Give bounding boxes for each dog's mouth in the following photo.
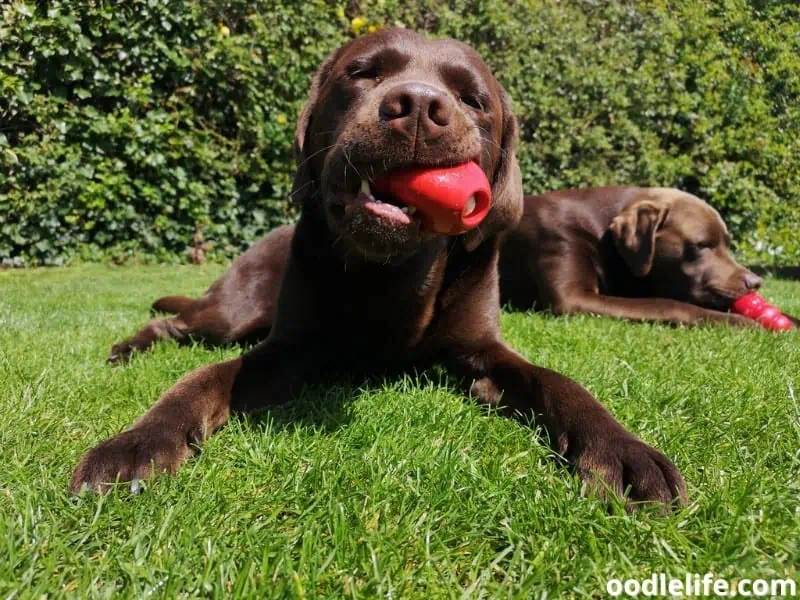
[323,170,429,262]
[322,157,491,261]
[328,178,422,229]
[698,288,741,311]
[327,159,490,229]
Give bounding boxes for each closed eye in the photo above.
[685,241,713,260]
[347,62,381,81]
[439,63,489,112]
[460,94,485,111]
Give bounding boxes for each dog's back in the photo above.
[499,187,642,310]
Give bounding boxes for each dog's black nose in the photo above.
[380,82,453,138]
[743,271,763,291]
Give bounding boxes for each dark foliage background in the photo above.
[2,0,798,266]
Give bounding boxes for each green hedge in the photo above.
[2,0,799,266]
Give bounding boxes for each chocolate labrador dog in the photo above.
[74,29,685,508]
[500,186,797,326]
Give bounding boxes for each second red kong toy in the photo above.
[731,292,793,331]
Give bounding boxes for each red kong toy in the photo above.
[731,292,793,331]
[373,161,492,235]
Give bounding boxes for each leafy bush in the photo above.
[2,0,798,266]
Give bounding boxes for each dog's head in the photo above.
[609,189,762,310]
[291,28,522,262]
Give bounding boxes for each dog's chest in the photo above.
[324,259,445,355]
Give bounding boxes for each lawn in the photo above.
[1,264,799,598]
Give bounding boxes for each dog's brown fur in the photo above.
[75,29,685,508]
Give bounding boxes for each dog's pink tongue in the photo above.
[372,162,491,235]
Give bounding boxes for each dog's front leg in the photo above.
[71,340,307,493]
[446,341,687,510]
[553,293,755,327]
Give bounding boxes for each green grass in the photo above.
[2,264,799,598]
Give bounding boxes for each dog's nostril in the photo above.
[380,94,412,120]
[744,272,763,290]
[428,97,452,127]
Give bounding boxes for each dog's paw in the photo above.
[70,426,194,494]
[107,340,137,364]
[573,431,686,511]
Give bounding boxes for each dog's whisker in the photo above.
[344,148,362,179]
[289,179,315,200]
[312,130,340,137]
[474,125,509,159]
[296,143,337,171]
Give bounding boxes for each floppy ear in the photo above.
[463,88,524,252]
[608,200,670,277]
[291,47,345,205]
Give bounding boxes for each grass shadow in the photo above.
[238,366,463,437]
